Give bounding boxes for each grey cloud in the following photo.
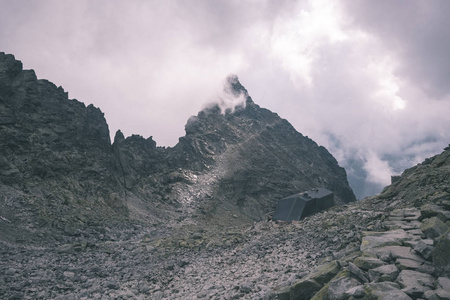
[341,0,450,99]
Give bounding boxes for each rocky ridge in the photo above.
[0,52,355,239]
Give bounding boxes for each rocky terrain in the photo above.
[1,52,449,299]
[1,146,449,299]
[0,52,355,236]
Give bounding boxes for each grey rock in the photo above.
[152,291,164,299]
[239,282,253,294]
[424,289,450,300]
[417,262,436,275]
[105,281,120,290]
[438,277,450,291]
[433,230,450,276]
[57,244,74,253]
[421,204,448,221]
[372,245,425,263]
[421,217,448,239]
[344,285,365,298]
[272,286,290,300]
[368,264,400,282]
[326,276,361,300]
[363,282,412,300]
[414,240,435,260]
[353,256,387,271]
[360,230,409,251]
[396,270,435,297]
[63,271,75,279]
[395,258,423,270]
[308,260,341,286]
[347,262,369,283]
[290,278,322,300]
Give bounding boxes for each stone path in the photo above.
[275,202,450,300]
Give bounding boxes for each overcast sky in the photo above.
[1,0,449,198]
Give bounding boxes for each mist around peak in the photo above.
[201,74,249,115]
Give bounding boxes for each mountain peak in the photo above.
[0,52,355,229]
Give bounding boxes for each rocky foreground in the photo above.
[1,147,450,299]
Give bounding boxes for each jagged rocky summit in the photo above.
[0,52,355,238]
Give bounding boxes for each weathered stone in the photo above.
[437,277,450,291]
[414,240,435,260]
[442,200,450,210]
[363,282,412,300]
[368,264,400,282]
[105,281,120,290]
[372,246,425,263]
[353,256,387,271]
[344,285,365,298]
[360,230,409,251]
[309,260,341,286]
[417,262,436,275]
[57,244,74,253]
[421,217,448,239]
[273,286,290,300]
[424,289,450,300]
[347,262,369,283]
[326,275,360,300]
[239,282,253,294]
[63,271,75,279]
[421,204,441,218]
[395,258,422,270]
[396,270,435,297]
[383,220,422,231]
[290,278,322,300]
[433,230,450,276]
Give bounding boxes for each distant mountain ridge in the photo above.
[0,52,355,234]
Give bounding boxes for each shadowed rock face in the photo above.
[0,53,128,236]
[0,53,355,234]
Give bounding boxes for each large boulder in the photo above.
[353,256,387,271]
[290,278,322,300]
[362,282,412,300]
[290,261,341,300]
[368,264,400,282]
[395,270,435,298]
[360,230,410,251]
[421,217,449,239]
[433,230,450,276]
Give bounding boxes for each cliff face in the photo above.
[0,53,355,233]
[0,53,128,236]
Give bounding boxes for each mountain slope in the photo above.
[0,53,355,237]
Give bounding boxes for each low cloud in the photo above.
[214,75,247,114]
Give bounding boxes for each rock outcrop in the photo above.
[0,53,355,239]
[0,53,128,242]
